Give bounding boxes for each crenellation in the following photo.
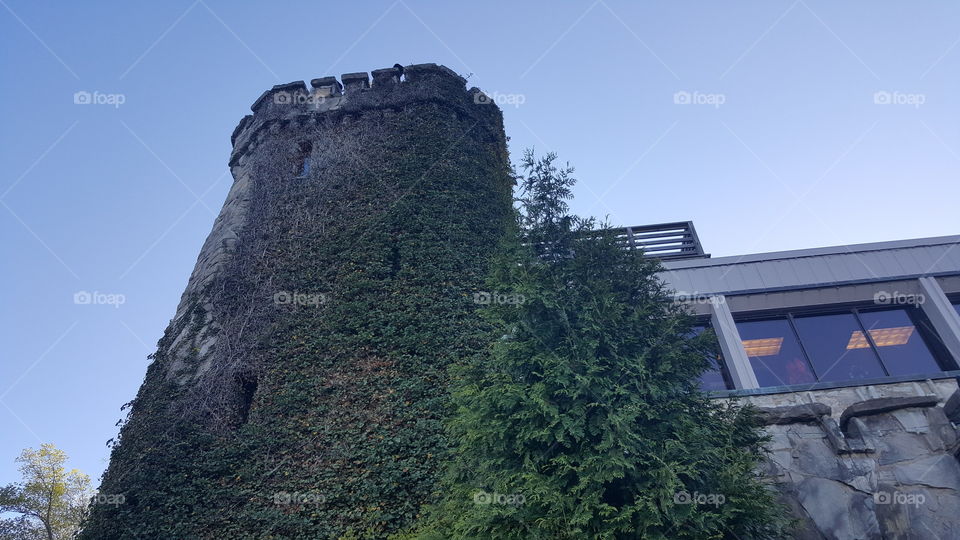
[404,62,465,85]
[229,63,496,171]
[341,72,370,92]
[250,80,308,113]
[371,66,401,86]
[310,76,342,97]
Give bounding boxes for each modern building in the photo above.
[626,221,960,538]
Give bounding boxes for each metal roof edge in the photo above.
[662,234,960,270]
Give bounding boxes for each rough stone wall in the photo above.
[743,378,960,540]
[160,163,251,384]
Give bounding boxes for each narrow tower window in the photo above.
[297,141,312,177]
[236,373,258,425]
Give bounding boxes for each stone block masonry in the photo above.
[744,377,960,539]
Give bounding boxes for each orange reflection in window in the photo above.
[742,337,784,357]
[846,326,914,349]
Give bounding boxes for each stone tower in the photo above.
[82,64,514,539]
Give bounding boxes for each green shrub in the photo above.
[408,151,791,539]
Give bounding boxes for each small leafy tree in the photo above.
[0,444,91,540]
[407,150,789,539]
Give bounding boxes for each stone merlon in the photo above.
[340,72,370,92]
[250,81,309,114]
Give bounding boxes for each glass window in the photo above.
[736,318,815,387]
[857,309,942,377]
[953,302,960,318]
[691,325,732,391]
[699,356,731,392]
[792,313,886,383]
[690,325,731,391]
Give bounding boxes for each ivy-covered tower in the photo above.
[82,64,514,539]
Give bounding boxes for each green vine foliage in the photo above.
[403,151,792,539]
[80,80,514,539]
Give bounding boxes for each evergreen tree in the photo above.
[408,150,790,539]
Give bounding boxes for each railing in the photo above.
[610,221,708,259]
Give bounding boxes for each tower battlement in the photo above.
[230,63,485,167]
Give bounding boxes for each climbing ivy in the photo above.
[81,85,514,539]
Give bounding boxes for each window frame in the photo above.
[950,295,960,317]
[734,314,819,386]
[855,305,954,375]
[733,303,950,388]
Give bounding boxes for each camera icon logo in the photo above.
[74,91,92,105]
[473,292,492,305]
[473,92,492,105]
[873,91,892,105]
[673,91,691,105]
[273,91,292,105]
[273,291,292,305]
[673,491,692,504]
[873,491,892,505]
[74,291,92,304]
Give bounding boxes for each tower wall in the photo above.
[82,64,514,539]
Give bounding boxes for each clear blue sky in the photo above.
[2,0,958,487]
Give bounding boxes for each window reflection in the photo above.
[691,325,732,391]
[857,309,942,377]
[792,313,886,383]
[736,318,815,387]
[734,306,949,388]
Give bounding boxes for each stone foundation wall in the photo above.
[739,378,960,539]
